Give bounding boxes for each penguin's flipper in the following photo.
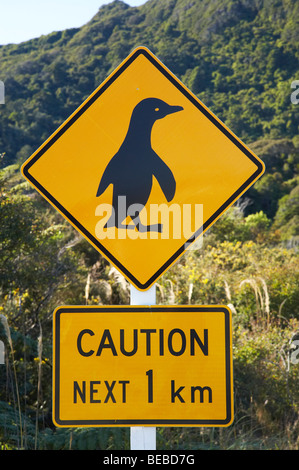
[152,155,176,202]
[96,157,116,197]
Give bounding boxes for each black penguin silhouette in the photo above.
[96,97,183,232]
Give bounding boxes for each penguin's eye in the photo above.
[155,107,160,112]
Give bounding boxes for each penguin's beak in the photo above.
[167,105,184,115]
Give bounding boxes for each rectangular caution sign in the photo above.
[53,305,233,427]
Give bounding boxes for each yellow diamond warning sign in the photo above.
[21,47,264,290]
[53,305,233,427]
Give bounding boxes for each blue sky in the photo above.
[0,0,147,45]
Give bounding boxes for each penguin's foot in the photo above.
[103,223,135,230]
[136,222,163,233]
[118,223,136,230]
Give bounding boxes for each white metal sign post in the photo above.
[130,284,156,450]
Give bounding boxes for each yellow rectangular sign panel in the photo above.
[53,306,233,427]
[21,47,264,291]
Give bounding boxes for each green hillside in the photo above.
[0,0,298,450]
[1,0,299,149]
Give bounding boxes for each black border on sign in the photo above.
[53,306,233,427]
[22,47,264,290]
